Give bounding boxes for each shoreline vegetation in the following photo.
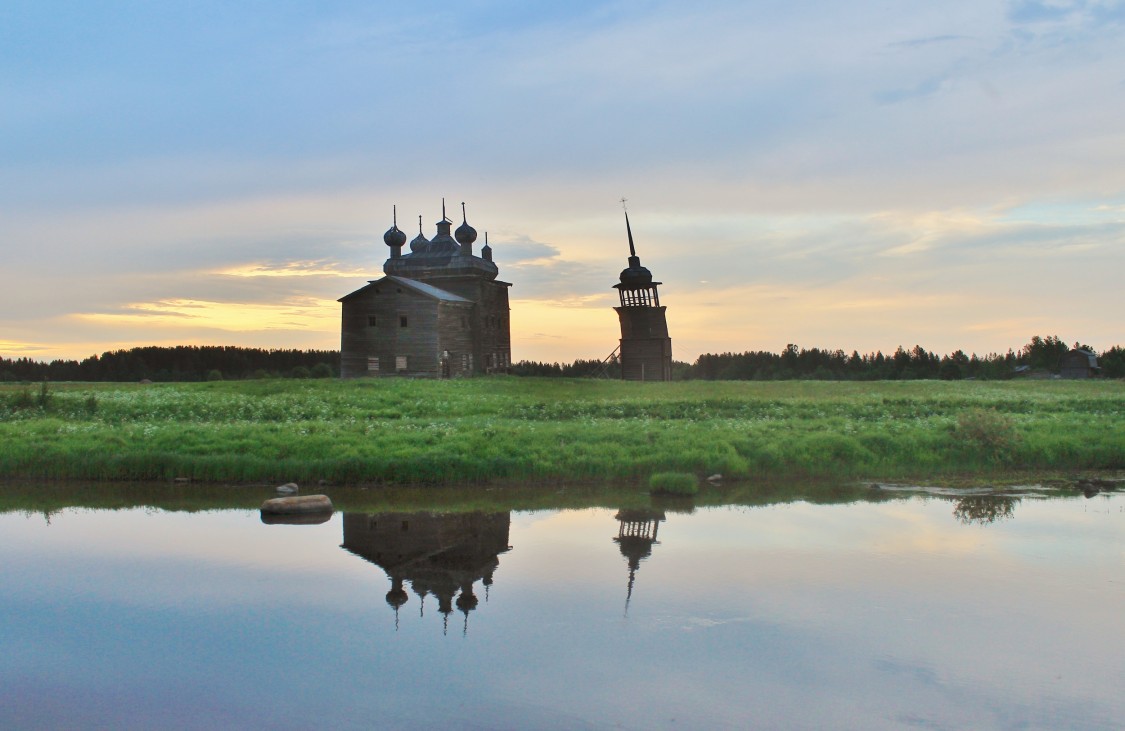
[1,378,1121,487]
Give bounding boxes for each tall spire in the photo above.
[625,211,638,260]
[621,197,637,259]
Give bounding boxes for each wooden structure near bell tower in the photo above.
[613,210,672,381]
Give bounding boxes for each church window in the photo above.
[367,357,380,372]
[399,315,408,328]
[395,355,408,372]
[367,315,379,327]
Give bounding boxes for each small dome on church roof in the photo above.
[384,225,406,248]
[410,213,429,253]
[383,206,407,248]
[455,221,477,245]
[455,202,478,246]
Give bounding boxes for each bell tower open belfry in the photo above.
[613,207,672,381]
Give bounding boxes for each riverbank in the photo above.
[0,377,1121,485]
[1,473,1118,517]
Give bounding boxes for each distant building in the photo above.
[340,202,511,378]
[1059,346,1099,379]
[613,211,672,381]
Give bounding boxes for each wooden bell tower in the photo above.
[613,207,672,381]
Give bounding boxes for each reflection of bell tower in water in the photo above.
[341,512,511,636]
[614,508,666,615]
[614,208,673,381]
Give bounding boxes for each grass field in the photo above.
[0,377,1121,485]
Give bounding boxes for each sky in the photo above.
[2,0,1123,365]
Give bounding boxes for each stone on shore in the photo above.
[261,494,333,516]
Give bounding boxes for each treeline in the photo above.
[514,336,1125,381]
[509,358,623,379]
[3,336,1122,383]
[0,346,339,382]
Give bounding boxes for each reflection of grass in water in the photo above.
[0,477,894,516]
[0,475,1111,517]
[0,378,1121,484]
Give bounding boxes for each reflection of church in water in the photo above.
[340,508,669,631]
[341,512,511,635]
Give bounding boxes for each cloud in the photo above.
[74,296,338,334]
[494,236,561,265]
[874,75,950,104]
[887,34,968,49]
[215,260,368,279]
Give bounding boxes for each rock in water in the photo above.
[275,482,299,495]
[261,495,333,516]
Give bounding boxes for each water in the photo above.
[1,487,1121,730]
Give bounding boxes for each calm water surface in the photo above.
[1,488,1121,730]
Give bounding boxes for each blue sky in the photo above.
[2,0,1123,363]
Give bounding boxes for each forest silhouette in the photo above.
[1,336,1121,382]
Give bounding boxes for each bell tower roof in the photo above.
[618,209,654,289]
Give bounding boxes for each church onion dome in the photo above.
[383,205,407,248]
[410,214,429,253]
[455,202,478,246]
[428,199,461,255]
[384,225,406,248]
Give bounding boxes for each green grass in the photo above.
[0,377,1121,485]
[649,471,699,496]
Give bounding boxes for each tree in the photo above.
[1021,335,1068,371]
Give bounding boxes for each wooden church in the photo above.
[339,202,512,378]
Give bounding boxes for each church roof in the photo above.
[338,275,472,303]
